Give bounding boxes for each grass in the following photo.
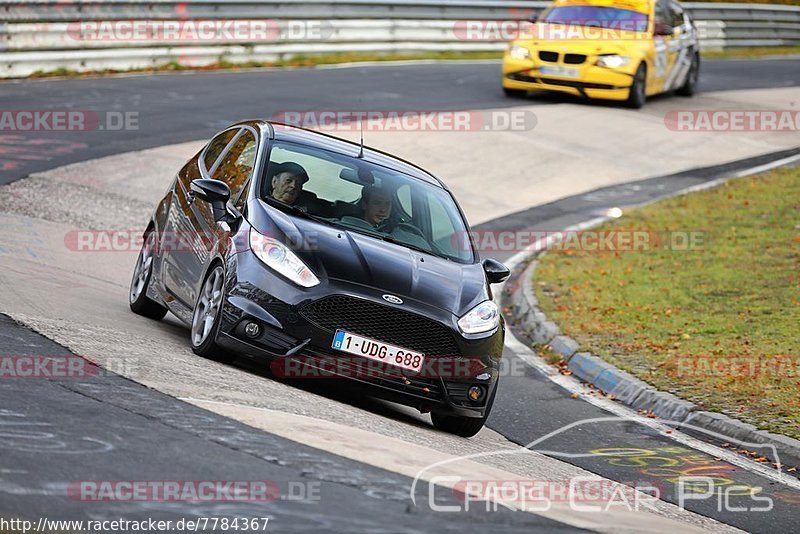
[702,46,800,59]
[25,50,502,79]
[534,166,800,439]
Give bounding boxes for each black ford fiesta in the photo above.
[129,120,509,437]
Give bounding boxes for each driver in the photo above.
[269,162,309,205]
[360,185,393,229]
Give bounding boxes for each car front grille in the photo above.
[539,51,559,62]
[299,295,460,357]
[564,54,587,64]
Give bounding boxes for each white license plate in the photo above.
[332,329,425,373]
[539,66,580,78]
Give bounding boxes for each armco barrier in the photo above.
[0,1,797,78]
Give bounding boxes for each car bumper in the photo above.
[503,57,635,101]
[217,254,504,418]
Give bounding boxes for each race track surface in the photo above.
[1,58,799,532]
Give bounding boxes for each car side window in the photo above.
[669,2,684,28]
[202,129,238,174]
[396,184,413,218]
[654,0,670,27]
[212,130,257,208]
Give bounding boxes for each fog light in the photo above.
[468,385,485,402]
[244,321,261,338]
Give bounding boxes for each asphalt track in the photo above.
[0,314,581,533]
[1,58,799,184]
[1,58,799,532]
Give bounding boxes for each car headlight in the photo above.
[458,300,500,335]
[596,55,630,69]
[508,45,531,61]
[249,228,320,288]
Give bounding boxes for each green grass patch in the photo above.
[25,50,502,79]
[535,166,800,439]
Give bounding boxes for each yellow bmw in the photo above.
[502,0,700,108]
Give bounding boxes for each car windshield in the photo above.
[260,140,474,263]
[541,6,649,32]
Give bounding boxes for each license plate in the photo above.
[539,66,580,78]
[332,329,425,373]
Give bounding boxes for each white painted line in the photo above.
[182,397,711,533]
[731,152,800,179]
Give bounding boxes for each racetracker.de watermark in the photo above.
[665,110,800,132]
[0,111,138,132]
[0,355,138,379]
[669,355,800,378]
[272,110,537,132]
[63,229,705,254]
[454,20,650,41]
[66,20,333,42]
[63,229,316,253]
[459,230,706,253]
[270,354,488,380]
[67,480,321,502]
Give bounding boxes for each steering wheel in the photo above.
[396,222,425,238]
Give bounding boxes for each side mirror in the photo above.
[527,13,539,23]
[483,258,510,285]
[654,22,674,36]
[190,179,239,225]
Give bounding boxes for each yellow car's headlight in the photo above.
[508,45,532,61]
[597,55,630,69]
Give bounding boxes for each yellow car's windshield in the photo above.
[541,5,649,32]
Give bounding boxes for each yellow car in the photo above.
[502,0,700,108]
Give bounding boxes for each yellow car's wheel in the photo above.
[626,64,647,109]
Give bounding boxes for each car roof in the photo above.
[551,0,653,14]
[255,121,446,189]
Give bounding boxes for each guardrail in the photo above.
[0,1,798,78]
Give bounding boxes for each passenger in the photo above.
[360,185,393,229]
[269,162,309,205]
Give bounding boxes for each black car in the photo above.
[129,121,509,437]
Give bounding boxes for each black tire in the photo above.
[503,87,527,98]
[625,64,647,109]
[676,52,700,97]
[431,386,497,438]
[190,263,235,363]
[129,230,168,320]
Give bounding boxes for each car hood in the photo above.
[515,25,649,56]
[250,200,488,317]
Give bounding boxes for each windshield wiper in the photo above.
[379,234,434,257]
[327,219,435,256]
[263,197,328,224]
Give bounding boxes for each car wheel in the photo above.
[676,53,700,97]
[431,386,497,438]
[625,64,647,109]
[129,230,168,320]
[190,263,235,363]
[503,87,527,98]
